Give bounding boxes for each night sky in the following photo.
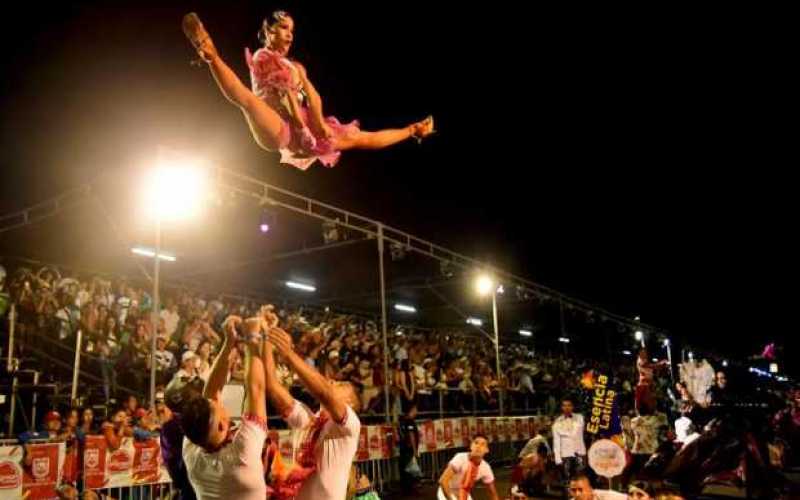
[0,3,793,366]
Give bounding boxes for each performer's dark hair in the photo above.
[569,473,592,484]
[181,396,212,448]
[259,10,292,45]
[472,433,489,442]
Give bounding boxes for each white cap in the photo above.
[182,351,196,363]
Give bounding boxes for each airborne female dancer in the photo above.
[182,10,435,171]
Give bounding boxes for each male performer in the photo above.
[265,325,362,500]
[437,434,499,500]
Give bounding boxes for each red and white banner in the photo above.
[22,442,64,500]
[132,439,160,484]
[0,445,24,500]
[82,436,170,490]
[83,436,107,490]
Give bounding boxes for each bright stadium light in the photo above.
[496,285,505,295]
[394,304,417,313]
[558,337,570,344]
[131,247,176,262]
[519,329,533,337]
[770,363,779,374]
[144,159,208,221]
[722,360,728,367]
[466,317,483,327]
[286,281,316,292]
[475,275,495,296]
[635,330,644,341]
[663,338,670,347]
[622,350,633,356]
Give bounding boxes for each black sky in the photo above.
[0,2,794,363]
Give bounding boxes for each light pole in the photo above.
[142,157,206,407]
[477,275,503,415]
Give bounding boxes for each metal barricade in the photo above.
[92,481,174,500]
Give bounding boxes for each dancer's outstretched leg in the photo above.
[335,116,435,151]
[183,13,286,151]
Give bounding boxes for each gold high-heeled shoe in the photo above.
[412,115,436,143]
[182,13,217,64]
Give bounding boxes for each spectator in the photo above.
[61,409,80,486]
[19,410,62,443]
[195,339,213,381]
[552,398,586,484]
[171,351,200,387]
[154,335,177,385]
[102,408,133,451]
[160,298,181,338]
[706,370,733,409]
[124,395,139,419]
[395,359,417,416]
[398,403,421,493]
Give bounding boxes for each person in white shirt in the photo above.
[568,474,627,500]
[265,324,362,500]
[552,398,587,482]
[153,336,176,384]
[437,435,499,500]
[171,351,198,385]
[181,316,268,500]
[160,300,181,338]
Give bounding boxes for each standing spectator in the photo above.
[160,299,181,339]
[395,359,417,416]
[60,409,80,487]
[195,340,213,381]
[357,359,380,412]
[552,398,587,484]
[154,335,177,385]
[98,316,120,402]
[394,337,409,362]
[706,370,733,409]
[124,395,139,419]
[78,407,95,442]
[398,403,421,493]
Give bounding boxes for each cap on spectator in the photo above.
[182,351,197,363]
[328,350,340,359]
[44,411,61,423]
[135,408,148,420]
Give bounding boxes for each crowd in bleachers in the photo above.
[2,261,800,499]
